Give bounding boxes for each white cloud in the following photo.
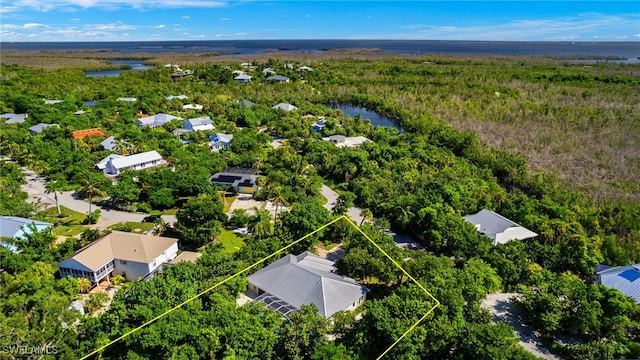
[181,16,190,19]
[4,0,228,11]
[0,6,19,13]
[154,24,166,28]
[219,17,230,21]
[23,22,48,28]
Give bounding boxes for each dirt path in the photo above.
[481,292,560,360]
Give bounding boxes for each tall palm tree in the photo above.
[74,175,107,225]
[45,180,64,217]
[359,208,373,226]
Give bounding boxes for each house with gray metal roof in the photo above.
[266,75,290,83]
[100,136,117,151]
[28,123,59,135]
[463,209,537,246]
[183,116,214,132]
[596,264,640,304]
[208,133,233,152]
[247,252,368,318]
[1,113,28,124]
[0,216,53,252]
[272,103,297,111]
[234,73,253,83]
[136,113,182,128]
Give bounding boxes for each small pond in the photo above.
[328,103,404,131]
[85,60,154,77]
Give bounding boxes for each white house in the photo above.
[116,97,137,102]
[166,95,188,101]
[183,116,214,132]
[234,74,252,83]
[183,104,204,111]
[208,133,233,151]
[322,135,371,148]
[97,150,167,176]
[247,252,368,318]
[44,99,63,105]
[272,103,297,111]
[58,231,179,285]
[136,113,182,128]
[463,209,538,246]
[297,66,313,72]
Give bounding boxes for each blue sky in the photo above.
[1,1,639,42]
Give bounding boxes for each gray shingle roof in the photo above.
[248,252,367,317]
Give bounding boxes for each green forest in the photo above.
[1,52,639,359]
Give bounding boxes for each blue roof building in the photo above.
[0,216,53,252]
[596,264,640,304]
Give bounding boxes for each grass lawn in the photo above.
[219,191,237,213]
[44,206,88,237]
[216,229,244,253]
[322,243,340,251]
[107,222,155,234]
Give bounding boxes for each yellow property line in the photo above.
[81,215,439,359]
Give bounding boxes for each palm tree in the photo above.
[249,207,273,240]
[74,175,107,225]
[359,208,373,226]
[78,277,92,294]
[45,180,64,217]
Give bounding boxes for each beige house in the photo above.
[58,231,178,286]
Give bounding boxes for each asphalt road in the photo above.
[19,167,176,230]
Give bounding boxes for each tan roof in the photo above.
[171,251,202,264]
[68,231,178,271]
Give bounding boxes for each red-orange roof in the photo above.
[71,128,106,139]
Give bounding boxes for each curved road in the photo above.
[20,168,176,230]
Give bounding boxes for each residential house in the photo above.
[232,70,246,75]
[208,133,233,152]
[116,97,137,102]
[0,216,53,252]
[100,136,117,151]
[44,99,63,105]
[97,150,167,176]
[239,99,256,109]
[136,113,182,128]
[166,95,188,101]
[74,110,86,115]
[1,113,28,124]
[297,66,313,72]
[71,128,106,139]
[266,75,290,83]
[183,104,204,111]
[463,209,537,246]
[247,252,368,318]
[234,74,253,83]
[28,123,59,135]
[58,231,178,286]
[595,264,640,304]
[263,68,276,75]
[322,135,371,148]
[311,119,327,132]
[209,168,258,194]
[183,116,214,132]
[272,103,298,111]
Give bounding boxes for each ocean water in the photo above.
[2,40,639,61]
